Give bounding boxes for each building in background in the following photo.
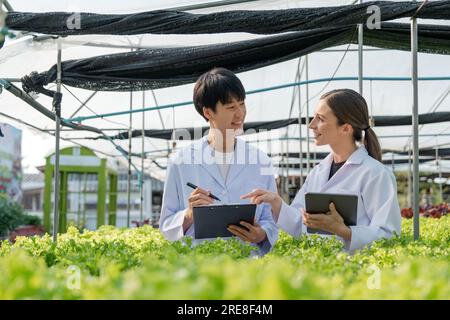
[22,167,164,229]
[115,168,164,227]
[22,172,44,215]
[0,122,22,202]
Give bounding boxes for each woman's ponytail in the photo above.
[364,128,382,162]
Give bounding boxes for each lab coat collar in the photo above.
[191,135,252,188]
[345,146,368,165]
[317,146,368,191]
[191,135,247,151]
[320,145,368,167]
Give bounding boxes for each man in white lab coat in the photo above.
[159,68,278,254]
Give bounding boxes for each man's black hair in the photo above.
[193,68,246,121]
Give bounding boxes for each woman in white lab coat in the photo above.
[241,89,401,252]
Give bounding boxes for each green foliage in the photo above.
[0,217,448,299]
[0,195,42,237]
[0,194,25,237]
[21,214,42,226]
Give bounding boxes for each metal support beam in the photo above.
[53,38,62,242]
[285,133,290,197]
[435,139,443,202]
[296,58,303,186]
[2,0,13,12]
[69,91,98,118]
[0,79,102,134]
[140,91,145,226]
[408,145,412,208]
[127,90,133,228]
[167,0,259,12]
[411,1,420,240]
[358,21,364,94]
[305,55,311,176]
[391,152,395,172]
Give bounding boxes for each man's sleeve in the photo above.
[159,159,188,241]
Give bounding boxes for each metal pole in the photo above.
[140,91,145,226]
[280,138,286,199]
[168,0,260,11]
[268,137,272,190]
[438,158,443,202]
[285,134,290,199]
[127,90,132,228]
[53,38,62,242]
[391,152,395,172]
[297,59,304,186]
[407,145,412,208]
[171,106,176,155]
[435,139,443,202]
[411,1,420,240]
[268,137,272,158]
[370,80,374,117]
[305,55,311,175]
[358,0,364,95]
[150,90,170,155]
[2,0,13,12]
[69,91,98,118]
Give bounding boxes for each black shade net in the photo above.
[15,21,450,94]
[5,1,450,36]
[20,26,354,93]
[17,22,450,93]
[95,112,450,141]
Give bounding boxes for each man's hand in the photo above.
[302,202,351,241]
[183,187,214,233]
[227,220,267,244]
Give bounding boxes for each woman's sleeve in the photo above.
[276,176,309,238]
[256,167,279,254]
[344,168,401,253]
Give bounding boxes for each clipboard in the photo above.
[305,192,358,234]
[193,204,256,239]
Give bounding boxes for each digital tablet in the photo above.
[304,192,358,234]
[193,204,256,239]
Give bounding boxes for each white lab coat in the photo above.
[277,146,401,252]
[159,136,278,254]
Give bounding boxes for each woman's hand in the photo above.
[240,189,283,221]
[302,202,352,241]
[227,220,267,244]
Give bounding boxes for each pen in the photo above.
[186,182,221,201]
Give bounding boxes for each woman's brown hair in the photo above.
[320,89,382,162]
